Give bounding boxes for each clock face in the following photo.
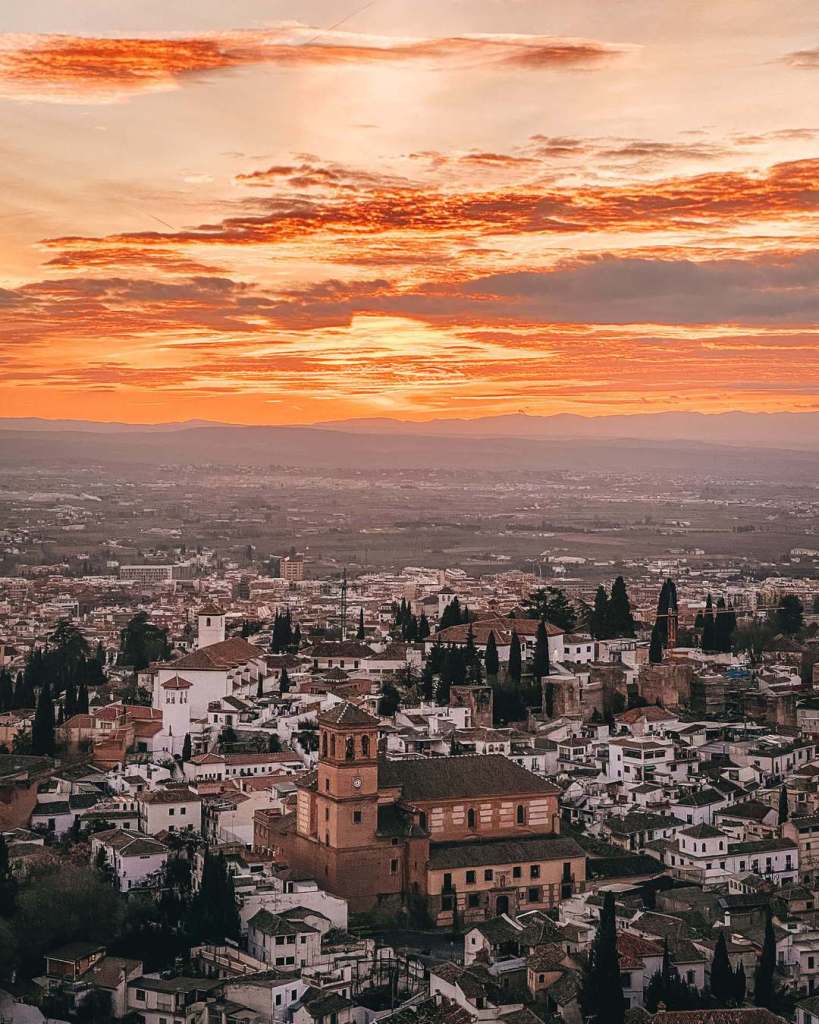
[352,777,362,789]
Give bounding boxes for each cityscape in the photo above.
[2,6,819,1024]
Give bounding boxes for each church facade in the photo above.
[264,702,586,922]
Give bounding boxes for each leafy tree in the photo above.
[754,911,776,1009]
[14,864,123,975]
[589,586,610,640]
[608,577,636,637]
[0,918,17,981]
[710,931,734,1005]
[507,629,522,683]
[219,726,238,751]
[524,587,577,631]
[378,682,401,717]
[31,681,55,757]
[484,631,500,679]
[267,733,282,753]
[439,598,462,632]
[733,621,775,664]
[778,784,789,824]
[356,608,365,640]
[581,890,625,1024]
[776,594,804,636]
[181,733,192,762]
[120,612,171,669]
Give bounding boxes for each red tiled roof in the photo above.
[161,675,193,690]
[167,637,263,671]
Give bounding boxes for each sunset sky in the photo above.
[2,0,819,424]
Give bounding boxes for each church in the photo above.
[264,702,586,923]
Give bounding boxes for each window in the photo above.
[687,971,695,985]
[468,893,480,908]
[362,735,370,757]
[390,859,398,874]
[443,872,453,891]
[513,866,522,879]
[353,810,362,824]
[275,996,283,1007]
[419,812,427,831]
[528,888,539,903]
[516,805,526,825]
[180,807,186,815]
[441,894,453,911]
[530,865,540,879]
[484,869,494,882]
[809,956,815,970]
[325,808,330,821]
[467,808,477,830]
[136,992,146,1003]
[466,870,476,885]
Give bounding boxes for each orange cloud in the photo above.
[0,29,629,102]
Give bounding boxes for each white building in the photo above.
[90,828,168,892]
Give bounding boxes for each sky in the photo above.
[1,0,819,425]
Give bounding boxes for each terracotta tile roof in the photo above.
[161,675,193,690]
[429,834,585,870]
[168,637,263,671]
[318,701,380,727]
[379,753,560,801]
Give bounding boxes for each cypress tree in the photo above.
[76,681,89,714]
[257,675,264,699]
[356,608,365,640]
[702,594,717,653]
[582,890,625,1024]
[0,833,16,917]
[182,733,192,761]
[532,620,550,682]
[484,632,499,679]
[649,623,664,664]
[418,612,430,639]
[778,784,789,825]
[733,961,746,1005]
[64,680,77,719]
[590,586,610,640]
[710,931,734,1005]
[608,576,636,637]
[508,630,522,683]
[714,596,735,653]
[279,666,291,694]
[31,682,55,757]
[754,911,776,1008]
[0,670,13,712]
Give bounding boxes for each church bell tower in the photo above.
[314,702,380,850]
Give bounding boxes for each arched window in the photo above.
[467,808,477,830]
[330,735,336,757]
[345,736,355,761]
[517,804,526,825]
[361,735,370,758]
[322,733,328,757]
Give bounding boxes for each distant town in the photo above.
[1,503,819,1024]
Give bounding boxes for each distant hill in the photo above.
[308,411,819,450]
[0,420,815,481]
[2,410,815,450]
